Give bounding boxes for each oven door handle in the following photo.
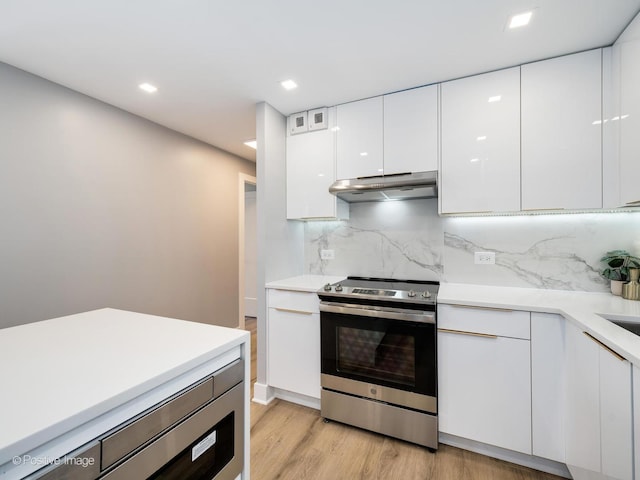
[319,302,435,324]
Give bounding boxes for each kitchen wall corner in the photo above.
[256,102,305,389]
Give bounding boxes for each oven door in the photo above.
[320,302,436,408]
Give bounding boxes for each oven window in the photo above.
[337,326,415,386]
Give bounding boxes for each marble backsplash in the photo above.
[304,198,640,292]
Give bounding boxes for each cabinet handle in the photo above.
[445,210,493,215]
[438,328,498,339]
[275,307,314,315]
[521,208,565,212]
[625,200,640,206]
[450,304,513,313]
[583,332,627,362]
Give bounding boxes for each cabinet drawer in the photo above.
[438,304,530,339]
[267,288,319,314]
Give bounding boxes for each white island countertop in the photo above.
[0,308,249,479]
[439,283,640,366]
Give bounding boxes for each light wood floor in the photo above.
[243,317,562,480]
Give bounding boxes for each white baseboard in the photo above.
[251,382,274,405]
[272,388,321,410]
[438,433,571,479]
[252,383,321,410]
[244,297,257,317]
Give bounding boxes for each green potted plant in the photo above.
[600,250,640,295]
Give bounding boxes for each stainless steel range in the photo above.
[317,277,439,450]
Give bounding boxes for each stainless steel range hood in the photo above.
[329,171,438,203]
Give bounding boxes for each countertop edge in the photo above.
[438,283,640,366]
[265,275,346,293]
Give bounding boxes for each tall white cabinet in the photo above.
[440,67,521,214]
[521,49,603,211]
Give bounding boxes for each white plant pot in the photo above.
[610,280,624,296]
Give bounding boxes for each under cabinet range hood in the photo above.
[329,171,438,203]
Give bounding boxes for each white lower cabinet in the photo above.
[437,305,532,454]
[267,289,321,399]
[634,365,640,480]
[438,304,636,478]
[565,322,601,475]
[564,321,633,480]
[530,313,565,463]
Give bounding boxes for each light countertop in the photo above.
[439,283,640,366]
[265,274,346,293]
[0,308,249,472]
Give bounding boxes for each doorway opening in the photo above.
[238,173,257,330]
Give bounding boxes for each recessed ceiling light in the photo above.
[477,135,487,141]
[509,11,533,29]
[360,152,369,157]
[281,79,298,91]
[488,95,502,103]
[243,140,257,149]
[139,83,158,93]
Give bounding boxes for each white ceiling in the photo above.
[1,1,639,162]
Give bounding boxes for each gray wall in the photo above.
[0,62,256,329]
[255,102,304,385]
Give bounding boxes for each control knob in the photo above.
[323,283,332,291]
[335,284,343,292]
[408,290,416,298]
[421,291,432,298]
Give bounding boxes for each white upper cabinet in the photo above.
[521,49,603,211]
[286,107,348,220]
[617,17,640,208]
[336,97,384,179]
[383,85,438,174]
[440,67,521,214]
